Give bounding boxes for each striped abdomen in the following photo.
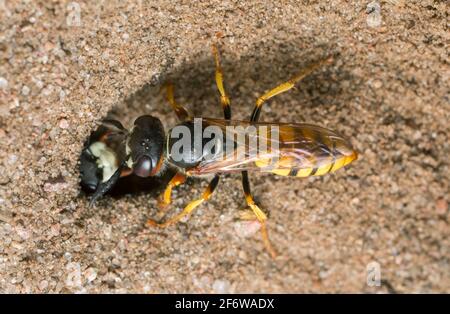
[254,123,357,177]
[180,118,357,177]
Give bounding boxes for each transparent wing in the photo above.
[186,118,356,176]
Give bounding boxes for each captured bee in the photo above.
[80,116,166,205]
[80,44,357,257]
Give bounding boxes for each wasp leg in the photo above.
[241,172,277,258]
[212,44,231,120]
[147,175,220,228]
[214,41,277,257]
[157,172,187,210]
[213,45,271,255]
[165,83,191,121]
[250,56,332,122]
[238,56,333,257]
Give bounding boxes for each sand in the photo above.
[0,1,448,293]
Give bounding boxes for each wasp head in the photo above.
[127,115,165,177]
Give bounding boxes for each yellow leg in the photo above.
[245,195,277,259]
[165,83,191,121]
[157,172,187,209]
[147,175,220,228]
[241,172,277,258]
[250,56,333,121]
[239,56,333,258]
[212,44,231,119]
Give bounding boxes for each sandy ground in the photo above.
[0,1,449,293]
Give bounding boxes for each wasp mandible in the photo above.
[80,44,358,258]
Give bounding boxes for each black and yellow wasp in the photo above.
[80,44,357,257]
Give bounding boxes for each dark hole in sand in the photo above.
[80,38,356,201]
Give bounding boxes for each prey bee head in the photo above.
[127,115,166,178]
[80,115,166,207]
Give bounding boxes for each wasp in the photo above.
[80,44,357,257]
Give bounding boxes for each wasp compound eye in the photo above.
[133,155,153,177]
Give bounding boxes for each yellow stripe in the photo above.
[271,169,291,176]
[330,156,346,173]
[344,152,358,166]
[296,168,313,177]
[314,163,333,176]
[256,157,296,169]
[255,158,270,168]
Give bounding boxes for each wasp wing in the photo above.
[186,118,356,176]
